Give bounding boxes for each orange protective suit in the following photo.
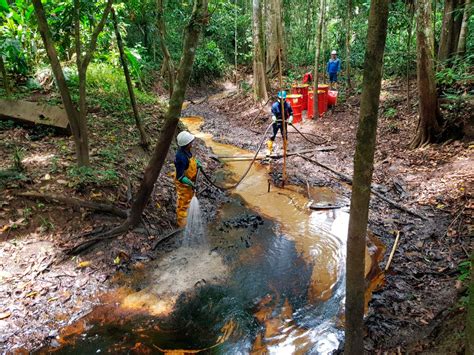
[175,157,198,227]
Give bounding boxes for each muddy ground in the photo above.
[183,79,473,353]
[0,78,472,353]
[0,92,226,352]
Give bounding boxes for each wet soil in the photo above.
[182,79,473,352]
[0,93,226,352]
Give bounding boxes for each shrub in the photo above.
[192,40,226,83]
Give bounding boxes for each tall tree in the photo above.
[438,0,456,61]
[32,0,113,166]
[406,2,415,107]
[457,0,471,55]
[265,0,284,76]
[411,0,442,148]
[111,8,149,149]
[157,0,175,97]
[252,0,268,101]
[127,0,208,227]
[344,0,389,353]
[468,252,474,355]
[313,0,325,118]
[345,0,353,93]
[438,0,466,61]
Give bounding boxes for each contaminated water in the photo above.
[184,195,206,247]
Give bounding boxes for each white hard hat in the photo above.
[177,131,195,147]
[331,50,337,55]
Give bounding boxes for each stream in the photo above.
[40,116,378,354]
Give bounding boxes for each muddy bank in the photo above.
[182,83,472,352]
[0,103,226,352]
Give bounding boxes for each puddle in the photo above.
[40,116,382,354]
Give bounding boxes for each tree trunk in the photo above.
[406,3,415,107]
[252,0,268,101]
[304,0,313,55]
[438,0,456,61]
[127,0,208,226]
[234,0,238,84]
[468,252,474,355]
[32,0,83,164]
[34,0,112,167]
[157,0,175,97]
[0,55,11,97]
[345,0,353,93]
[265,0,284,77]
[74,0,90,167]
[313,0,325,118]
[457,0,470,54]
[411,0,442,148]
[451,0,464,54]
[344,0,389,353]
[111,8,149,148]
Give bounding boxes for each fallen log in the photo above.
[0,99,69,130]
[296,154,428,220]
[17,191,127,218]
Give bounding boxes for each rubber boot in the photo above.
[266,140,273,156]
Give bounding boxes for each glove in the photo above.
[196,159,202,170]
[272,115,277,123]
[288,115,294,124]
[180,176,195,189]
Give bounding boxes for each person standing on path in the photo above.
[174,131,202,227]
[327,50,341,90]
[267,91,294,155]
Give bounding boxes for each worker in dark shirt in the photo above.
[327,50,341,89]
[174,131,202,227]
[267,91,294,155]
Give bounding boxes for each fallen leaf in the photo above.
[77,261,91,268]
[26,291,38,298]
[0,311,11,319]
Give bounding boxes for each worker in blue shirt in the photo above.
[267,91,293,155]
[327,50,341,90]
[174,131,202,227]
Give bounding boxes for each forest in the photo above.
[0,0,472,353]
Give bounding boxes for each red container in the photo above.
[327,90,338,106]
[291,84,309,111]
[307,90,314,119]
[307,90,326,118]
[286,94,303,124]
[318,84,329,112]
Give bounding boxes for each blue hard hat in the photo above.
[277,91,287,99]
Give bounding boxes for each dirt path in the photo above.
[183,81,472,352]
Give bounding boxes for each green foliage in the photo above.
[65,62,157,116]
[12,146,25,172]
[192,40,226,82]
[384,107,397,118]
[0,0,37,76]
[67,165,119,188]
[436,54,474,87]
[459,260,471,282]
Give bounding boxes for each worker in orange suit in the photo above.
[174,131,202,227]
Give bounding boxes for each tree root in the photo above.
[66,221,131,255]
[17,191,128,218]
